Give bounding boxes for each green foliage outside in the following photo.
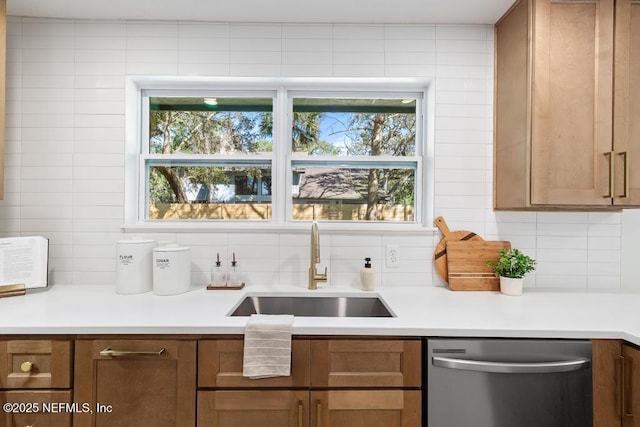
[148,99,417,219]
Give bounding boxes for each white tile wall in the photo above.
[0,17,628,290]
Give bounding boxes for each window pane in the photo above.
[148,164,272,220]
[291,166,415,222]
[149,96,273,155]
[291,98,416,156]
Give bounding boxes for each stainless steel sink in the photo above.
[228,295,395,317]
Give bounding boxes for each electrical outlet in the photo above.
[386,245,400,268]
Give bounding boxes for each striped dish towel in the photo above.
[243,314,294,379]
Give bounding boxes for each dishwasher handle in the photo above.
[432,356,591,374]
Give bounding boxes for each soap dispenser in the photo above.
[210,253,227,287]
[227,252,243,287]
[360,257,376,291]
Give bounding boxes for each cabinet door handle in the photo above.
[604,151,615,198]
[316,400,322,427]
[99,347,165,357]
[20,361,34,372]
[617,356,625,419]
[624,356,634,418]
[619,152,629,198]
[297,400,304,427]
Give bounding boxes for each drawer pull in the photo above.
[297,400,304,427]
[20,361,34,372]
[604,151,615,198]
[99,348,165,357]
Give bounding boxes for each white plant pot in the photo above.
[500,276,524,296]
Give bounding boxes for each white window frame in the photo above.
[124,76,435,232]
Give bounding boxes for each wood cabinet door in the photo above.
[530,0,614,206]
[310,339,421,388]
[0,390,72,427]
[198,339,310,388]
[623,344,640,427]
[613,0,640,206]
[593,339,623,427]
[311,390,421,427]
[73,339,196,427]
[198,390,309,427]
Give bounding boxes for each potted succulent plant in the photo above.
[486,248,536,296]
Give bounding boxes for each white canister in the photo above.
[152,244,191,296]
[116,238,157,294]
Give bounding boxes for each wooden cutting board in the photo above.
[433,216,483,284]
[446,240,512,291]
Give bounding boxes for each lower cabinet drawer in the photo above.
[0,390,72,427]
[197,389,422,427]
[0,340,72,389]
[198,339,310,388]
[310,339,422,388]
[198,390,308,427]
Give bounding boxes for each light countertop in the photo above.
[1,284,639,345]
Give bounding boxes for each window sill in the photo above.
[120,221,437,235]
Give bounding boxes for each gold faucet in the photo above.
[308,221,327,290]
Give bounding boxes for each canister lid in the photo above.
[153,243,190,252]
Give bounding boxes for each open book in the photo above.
[0,236,49,291]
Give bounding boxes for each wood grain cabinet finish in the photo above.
[593,339,640,427]
[0,390,72,427]
[0,340,72,389]
[198,390,309,427]
[310,338,421,388]
[0,340,73,427]
[311,390,421,427]
[198,339,310,388]
[197,338,422,427]
[73,339,197,427]
[494,0,640,209]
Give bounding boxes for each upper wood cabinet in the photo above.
[494,0,640,209]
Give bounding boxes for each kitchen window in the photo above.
[125,77,433,229]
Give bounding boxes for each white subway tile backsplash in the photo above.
[22,49,75,63]
[178,50,230,64]
[384,25,435,39]
[384,64,435,77]
[177,23,228,38]
[283,24,332,39]
[333,25,384,39]
[436,25,488,41]
[230,24,282,39]
[282,52,333,64]
[385,52,435,65]
[127,23,178,38]
[587,275,621,289]
[22,36,75,49]
[74,75,125,89]
[178,63,230,76]
[3,17,625,289]
[74,36,127,50]
[75,22,126,37]
[283,38,333,52]
[436,78,487,92]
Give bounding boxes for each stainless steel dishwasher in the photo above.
[427,338,592,427]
